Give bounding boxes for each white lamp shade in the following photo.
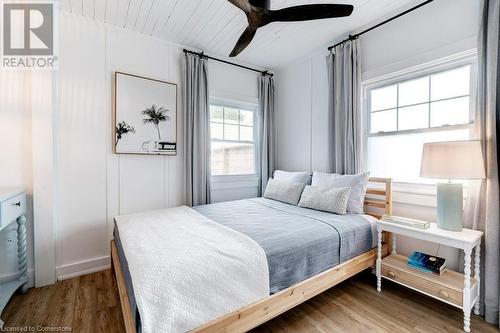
[420,140,486,180]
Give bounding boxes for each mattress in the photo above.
[114,197,377,332]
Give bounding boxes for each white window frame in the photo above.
[361,50,477,205]
[209,97,260,184]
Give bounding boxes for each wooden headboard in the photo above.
[365,177,393,251]
[364,177,393,220]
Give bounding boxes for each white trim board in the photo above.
[362,45,477,84]
[56,255,110,281]
[32,70,58,288]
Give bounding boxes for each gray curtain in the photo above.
[183,53,211,206]
[326,39,363,174]
[259,74,276,194]
[464,0,500,326]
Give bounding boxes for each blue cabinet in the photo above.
[0,188,28,328]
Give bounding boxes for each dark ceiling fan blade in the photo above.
[227,0,252,14]
[269,4,354,22]
[229,26,257,57]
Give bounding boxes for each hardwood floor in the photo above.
[3,269,498,333]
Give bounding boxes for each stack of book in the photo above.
[407,251,447,275]
[381,215,430,229]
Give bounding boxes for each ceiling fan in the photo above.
[227,0,354,57]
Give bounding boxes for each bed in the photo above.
[111,177,393,333]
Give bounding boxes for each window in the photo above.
[365,60,476,184]
[210,102,257,176]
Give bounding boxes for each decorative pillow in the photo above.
[273,170,312,185]
[311,171,370,214]
[264,179,305,205]
[298,186,351,215]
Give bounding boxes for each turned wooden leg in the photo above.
[463,246,472,332]
[17,214,28,293]
[376,226,382,292]
[474,242,481,315]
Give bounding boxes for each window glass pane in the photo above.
[367,128,470,183]
[210,122,223,140]
[430,97,470,127]
[210,142,255,176]
[370,109,397,134]
[370,85,397,111]
[210,105,223,123]
[240,126,253,141]
[224,124,239,140]
[224,107,239,125]
[240,110,253,126]
[431,66,470,100]
[398,77,429,106]
[398,104,429,131]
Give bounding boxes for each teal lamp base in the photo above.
[437,182,463,231]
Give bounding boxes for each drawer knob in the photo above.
[12,202,21,207]
[439,290,449,298]
[388,271,396,278]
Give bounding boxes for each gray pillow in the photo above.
[264,179,305,205]
[311,171,370,214]
[298,185,351,215]
[273,170,312,185]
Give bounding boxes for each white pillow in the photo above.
[273,170,312,185]
[264,179,305,205]
[311,171,370,214]
[298,186,351,215]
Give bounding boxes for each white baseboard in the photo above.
[0,269,35,288]
[56,255,110,281]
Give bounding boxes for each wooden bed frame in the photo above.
[111,177,393,333]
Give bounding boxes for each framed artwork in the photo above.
[114,71,177,155]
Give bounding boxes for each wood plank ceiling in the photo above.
[60,0,419,69]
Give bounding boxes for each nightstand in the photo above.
[0,188,28,328]
[376,220,483,333]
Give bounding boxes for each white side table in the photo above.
[376,220,483,333]
[0,188,28,328]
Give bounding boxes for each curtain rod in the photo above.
[183,49,273,77]
[327,0,434,52]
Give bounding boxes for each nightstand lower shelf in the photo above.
[381,254,478,310]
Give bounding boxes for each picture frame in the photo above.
[113,71,177,155]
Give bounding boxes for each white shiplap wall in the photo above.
[55,13,186,279]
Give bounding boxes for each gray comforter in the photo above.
[193,197,373,293]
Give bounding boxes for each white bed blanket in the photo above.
[115,206,270,333]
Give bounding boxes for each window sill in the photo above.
[391,182,468,208]
[211,174,260,190]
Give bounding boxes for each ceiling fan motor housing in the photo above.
[228,0,354,57]
[249,0,270,9]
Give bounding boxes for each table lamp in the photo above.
[420,140,486,231]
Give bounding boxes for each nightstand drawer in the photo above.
[0,193,26,230]
[381,254,467,307]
